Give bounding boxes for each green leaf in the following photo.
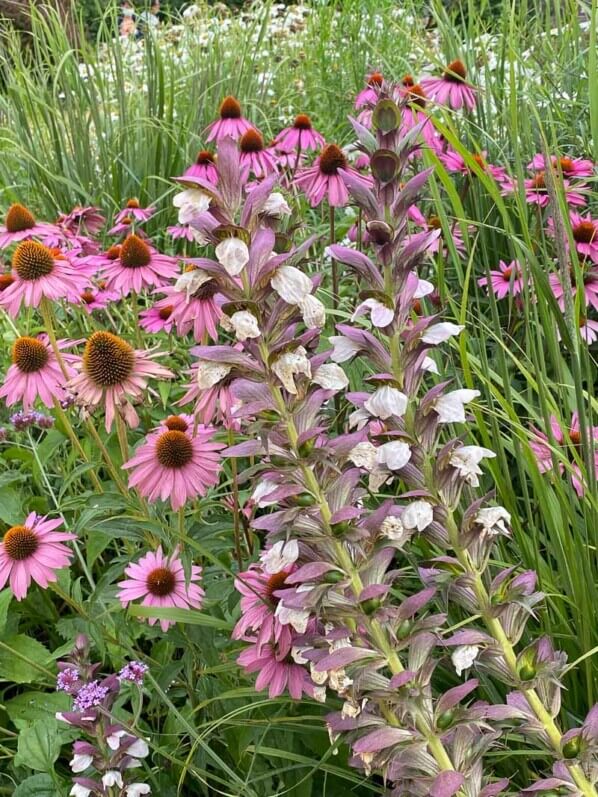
[0,589,13,635]
[6,691,72,730]
[129,604,232,630]
[14,718,62,772]
[14,774,59,797]
[0,635,53,683]
[0,486,23,525]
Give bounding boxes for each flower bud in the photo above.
[518,663,536,681]
[436,710,455,730]
[562,737,581,759]
[360,597,382,615]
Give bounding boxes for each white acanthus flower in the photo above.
[272,346,311,394]
[421,355,439,374]
[215,237,250,276]
[262,192,291,217]
[352,297,394,328]
[230,310,261,341]
[312,363,349,391]
[330,335,361,363]
[298,293,326,328]
[451,645,480,676]
[380,515,409,546]
[310,662,329,686]
[261,539,299,574]
[475,506,511,537]
[275,601,310,634]
[433,389,481,423]
[364,385,408,419]
[402,500,433,531]
[251,479,279,507]
[312,686,327,703]
[414,278,434,298]
[349,441,378,470]
[449,445,496,486]
[174,268,211,298]
[271,265,312,304]
[421,322,464,344]
[291,646,309,664]
[172,188,210,224]
[126,786,151,797]
[102,771,124,789]
[196,360,232,390]
[70,786,93,797]
[69,753,93,773]
[376,441,412,471]
[127,738,150,759]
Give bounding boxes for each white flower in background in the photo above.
[215,237,250,276]
[251,479,279,507]
[272,346,311,394]
[330,335,361,363]
[263,192,291,217]
[70,786,93,797]
[310,662,329,685]
[353,297,394,327]
[349,441,378,470]
[298,294,325,328]
[312,363,348,390]
[451,645,480,676]
[364,385,408,419]
[402,500,433,531]
[271,265,312,304]
[172,188,210,224]
[275,601,310,633]
[174,268,211,297]
[433,389,480,423]
[291,646,309,664]
[261,539,299,574]
[380,515,409,546]
[476,506,511,536]
[69,753,93,773]
[414,278,434,298]
[126,786,151,797]
[376,441,411,471]
[127,738,150,759]
[449,445,496,486]
[195,360,232,389]
[102,771,124,789]
[313,685,327,703]
[230,310,261,341]
[421,322,464,345]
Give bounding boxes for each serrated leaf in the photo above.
[14,718,61,771]
[0,634,53,683]
[6,691,72,730]
[14,774,59,797]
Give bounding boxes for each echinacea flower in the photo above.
[295,144,373,207]
[421,59,477,111]
[548,270,598,312]
[578,316,598,344]
[478,260,525,299]
[239,128,277,179]
[355,71,384,109]
[0,203,58,249]
[547,213,598,263]
[237,639,322,700]
[123,416,224,509]
[527,154,594,178]
[117,546,204,631]
[177,359,240,428]
[0,334,77,410]
[67,331,173,431]
[519,172,587,207]
[57,205,106,237]
[114,198,156,226]
[145,270,222,341]
[408,207,466,257]
[530,412,598,496]
[139,301,176,334]
[398,84,440,150]
[100,234,178,295]
[183,149,218,183]
[206,96,252,142]
[440,149,508,183]
[0,241,90,317]
[275,114,325,153]
[76,283,120,313]
[0,512,75,600]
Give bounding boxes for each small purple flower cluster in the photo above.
[9,409,54,430]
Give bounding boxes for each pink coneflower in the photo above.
[275,114,325,153]
[355,71,384,109]
[206,96,252,142]
[520,172,587,207]
[177,357,240,428]
[0,241,90,317]
[0,334,77,410]
[399,84,440,150]
[528,154,594,178]
[441,149,508,183]
[238,128,277,180]
[578,315,598,344]
[144,278,222,342]
[123,417,224,510]
[0,203,58,249]
[183,150,219,183]
[100,234,178,295]
[117,546,204,632]
[530,412,598,496]
[421,59,477,111]
[0,512,75,600]
[548,270,598,312]
[547,213,598,263]
[67,331,173,431]
[139,301,176,334]
[57,205,106,236]
[237,640,321,700]
[114,198,155,225]
[76,283,120,313]
[478,260,525,299]
[295,144,373,207]
[409,207,466,256]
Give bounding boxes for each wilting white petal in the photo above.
[364,385,408,419]
[215,237,250,276]
[313,686,327,703]
[330,335,361,363]
[449,445,496,486]
[251,479,279,507]
[312,363,348,391]
[261,540,299,573]
[348,407,370,430]
[271,265,312,304]
[275,602,310,633]
[451,645,480,676]
[475,506,511,536]
[174,268,211,297]
[381,515,409,546]
[376,441,411,471]
[421,322,464,344]
[196,360,232,390]
[70,754,93,773]
[272,346,311,394]
[433,389,480,423]
[263,192,291,217]
[230,310,261,341]
[353,297,394,327]
[402,500,433,531]
[349,441,378,470]
[291,646,309,664]
[310,662,329,685]
[299,294,326,328]
[173,189,211,224]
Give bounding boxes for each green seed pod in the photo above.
[360,598,381,615]
[331,520,351,536]
[562,737,581,759]
[437,710,455,730]
[518,663,537,682]
[293,493,317,507]
[396,619,411,640]
[298,438,316,458]
[323,570,344,584]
